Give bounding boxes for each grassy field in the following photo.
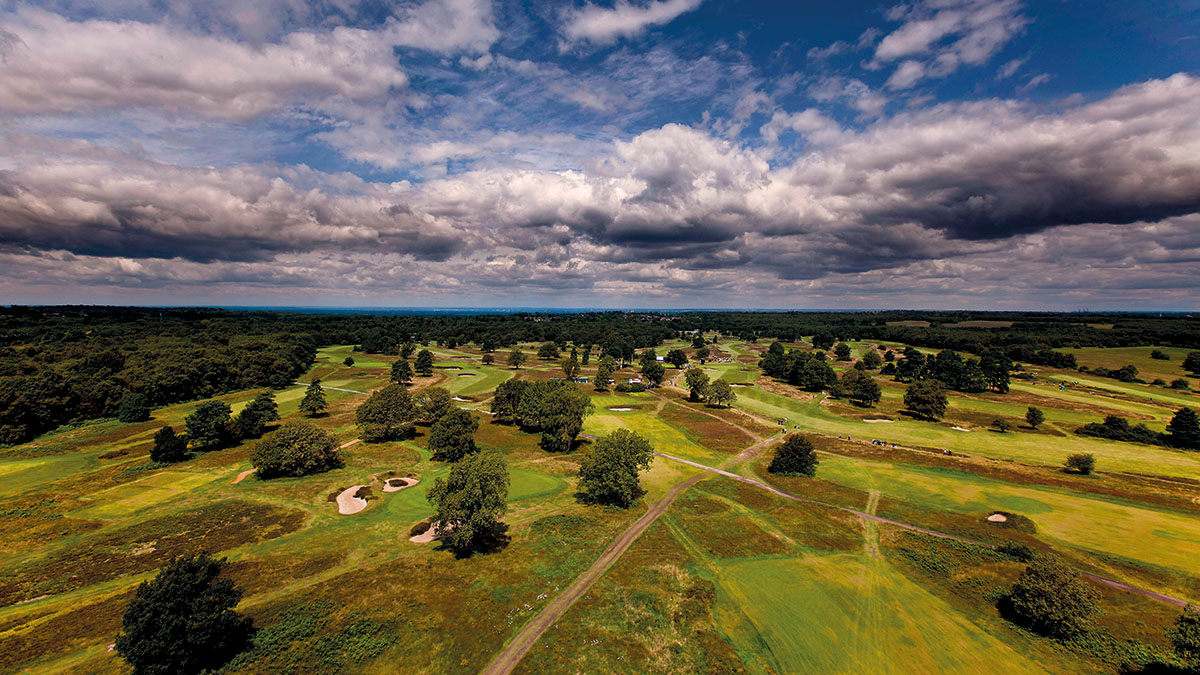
[1,339,1197,674]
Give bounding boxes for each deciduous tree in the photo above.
[251,422,341,477]
[768,435,818,476]
[184,400,232,450]
[427,451,509,555]
[903,380,948,421]
[1025,406,1045,429]
[578,428,653,507]
[709,380,737,408]
[1007,555,1099,638]
[390,359,413,384]
[117,393,151,423]
[1166,407,1200,450]
[508,349,526,370]
[428,408,479,462]
[415,349,434,376]
[684,367,710,402]
[114,553,252,675]
[150,426,188,463]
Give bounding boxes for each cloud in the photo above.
[560,0,704,46]
[873,0,1028,89]
[2,74,1199,304]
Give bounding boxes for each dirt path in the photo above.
[231,468,256,484]
[652,451,1193,609]
[480,426,779,675]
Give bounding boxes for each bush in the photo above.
[1076,415,1161,445]
[343,356,355,366]
[997,541,1035,563]
[1007,555,1100,639]
[114,553,252,675]
[250,422,342,478]
[1066,453,1096,475]
[1169,605,1200,667]
[1150,350,1171,360]
[150,425,188,463]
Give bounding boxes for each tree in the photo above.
[538,342,560,360]
[1025,406,1045,429]
[1150,349,1171,361]
[299,380,327,417]
[812,331,835,351]
[903,380,948,421]
[638,348,657,368]
[862,350,883,370]
[665,349,689,369]
[896,347,926,382]
[577,429,654,507]
[768,435,818,476]
[834,342,852,361]
[695,346,711,363]
[426,451,509,555]
[1170,378,1192,390]
[684,367,711,402]
[798,358,837,392]
[1168,605,1200,668]
[538,385,593,453]
[355,384,417,441]
[692,334,706,349]
[641,361,665,387]
[992,418,1011,433]
[980,349,1013,393]
[884,349,895,362]
[709,380,737,408]
[417,386,453,424]
[401,341,417,359]
[150,426,188,463]
[481,353,494,365]
[415,349,434,376]
[117,393,151,423]
[594,355,616,391]
[508,349,526,370]
[251,422,341,478]
[1166,407,1200,450]
[184,400,232,450]
[561,352,581,380]
[850,373,881,407]
[428,408,479,462]
[343,356,355,367]
[114,553,252,675]
[1065,453,1095,475]
[390,359,413,384]
[1007,555,1100,638]
[235,391,279,439]
[1184,351,1200,375]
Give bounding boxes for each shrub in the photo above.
[1075,415,1161,445]
[1007,555,1100,639]
[150,425,188,463]
[343,356,354,366]
[1169,605,1200,667]
[250,422,342,478]
[997,542,1035,563]
[1066,453,1096,475]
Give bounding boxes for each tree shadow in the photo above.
[436,522,510,559]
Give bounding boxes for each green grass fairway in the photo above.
[711,554,1050,674]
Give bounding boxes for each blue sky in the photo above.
[1,0,1198,309]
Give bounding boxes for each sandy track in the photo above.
[231,468,256,484]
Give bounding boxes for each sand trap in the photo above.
[337,485,369,515]
[987,513,1008,522]
[442,366,462,370]
[609,407,633,411]
[231,468,256,484]
[952,426,971,432]
[452,396,470,401]
[410,521,456,543]
[457,373,476,377]
[730,383,752,387]
[862,419,894,423]
[383,477,419,493]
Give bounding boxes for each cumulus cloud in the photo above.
[560,0,704,46]
[2,73,1200,304]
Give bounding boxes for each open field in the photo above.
[2,338,1198,674]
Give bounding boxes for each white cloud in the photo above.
[873,0,1028,89]
[560,0,704,46]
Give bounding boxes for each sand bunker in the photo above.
[457,373,476,377]
[231,468,256,484]
[383,477,419,493]
[609,407,633,411]
[730,383,752,387]
[452,396,470,401]
[987,513,1008,523]
[410,521,456,543]
[952,426,971,432]
[862,419,894,423]
[337,485,369,515]
[442,366,462,370]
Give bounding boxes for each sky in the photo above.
[1,0,1198,310]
